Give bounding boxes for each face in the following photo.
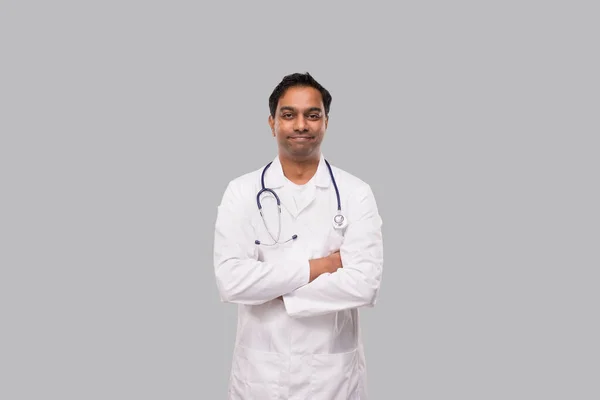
[268,86,328,161]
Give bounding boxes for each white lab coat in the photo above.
[213,153,384,400]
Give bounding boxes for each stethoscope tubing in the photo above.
[256,160,340,211]
[255,159,343,245]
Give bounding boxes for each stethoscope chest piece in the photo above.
[332,212,348,229]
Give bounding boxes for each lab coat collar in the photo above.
[265,153,331,189]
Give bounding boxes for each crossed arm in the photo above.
[213,181,384,318]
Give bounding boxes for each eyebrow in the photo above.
[279,106,323,113]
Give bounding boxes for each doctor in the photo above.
[213,72,384,399]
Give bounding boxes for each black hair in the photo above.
[268,72,332,118]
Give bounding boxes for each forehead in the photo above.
[277,86,324,110]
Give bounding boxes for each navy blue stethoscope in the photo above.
[255,159,347,246]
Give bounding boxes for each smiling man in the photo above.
[213,72,384,399]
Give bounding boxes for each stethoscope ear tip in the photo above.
[292,235,298,239]
[255,240,260,245]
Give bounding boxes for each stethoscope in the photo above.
[254,159,347,246]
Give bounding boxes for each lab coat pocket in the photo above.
[310,348,360,400]
[230,345,284,400]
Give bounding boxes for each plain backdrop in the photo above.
[1,1,598,399]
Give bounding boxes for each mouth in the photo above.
[288,136,315,142]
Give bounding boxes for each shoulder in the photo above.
[328,162,381,219]
[228,168,261,191]
[328,162,381,222]
[218,165,263,208]
[328,162,372,196]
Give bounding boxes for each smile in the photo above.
[289,136,314,141]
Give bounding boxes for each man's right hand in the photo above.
[308,250,343,282]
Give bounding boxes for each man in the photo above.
[213,72,384,399]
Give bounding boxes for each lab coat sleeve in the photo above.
[282,184,383,318]
[213,181,310,305]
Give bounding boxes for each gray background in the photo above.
[1,1,598,399]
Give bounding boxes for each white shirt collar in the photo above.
[264,153,331,189]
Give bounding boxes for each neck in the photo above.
[279,153,320,185]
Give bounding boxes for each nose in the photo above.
[293,115,308,132]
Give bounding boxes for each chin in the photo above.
[289,149,319,159]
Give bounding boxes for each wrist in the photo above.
[309,257,329,282]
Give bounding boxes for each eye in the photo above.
[308,114,320,119]
[282,113,293,119]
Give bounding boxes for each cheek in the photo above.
[312,122,327,133]
[275,122,292,134]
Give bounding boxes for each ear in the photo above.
[325,115,329,129]
[268,115,275,136]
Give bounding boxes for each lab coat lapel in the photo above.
[263,156,298,219]
[294,184,316,217]
[264,154,331,220]
[278,187,299,219]
[296,155,332,217]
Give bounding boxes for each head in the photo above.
[268,72,332,162]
